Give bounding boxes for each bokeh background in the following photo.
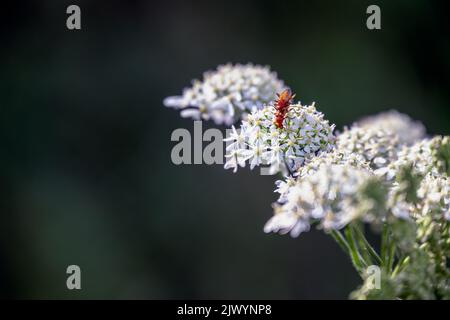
[0,0,449,299]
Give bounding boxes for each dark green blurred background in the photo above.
[0,0,449,299]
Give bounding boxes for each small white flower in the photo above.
[224,149,249,173]
[224,125,246,151]
[248,144,266,169]
[164,63,285,125]
[264,204,310,237]
[274,176,297,202]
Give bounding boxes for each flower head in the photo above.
[265,164,384,237]
[272,150,370,203]
[417,174,450,220]
[164,63,285,125]
[296,149,370,178]
[336,126,400,171]
[224,102,336,174]
[356,110,426,145]
[381,136,450,180]
[390,171,449,218]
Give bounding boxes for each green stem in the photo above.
[391,256,410,278]
[344,227,367,274]
[387,240,396,274]
[329,229,350,253]
[353,224,381,266]
[381,225,389,268]
[381,224,396,273]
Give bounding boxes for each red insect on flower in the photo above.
[274,89,296,129]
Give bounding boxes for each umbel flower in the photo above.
[416,173,450,220]
[354,168,450,300]
[264,164,383,237]
[274,150,370,204]
[356,110,426,145]
[387,161,450,222]
[380,135,450,180]
[336,126,400,170]
[296,149,370,178]
[164,63,285,125]
[224,100,336,174]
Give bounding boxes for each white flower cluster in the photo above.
[264,124,401,237]
[381,136,449,180]
[389,173,450,222]
[336,126,400,170]
[264,164,377,237]
[385,136,450,221]
[417,174,450,220]
[265,124,436,237]
[275,150,370,202]
[165,64,449,299]
[224,103,336,174]
[357,110,426,145]
[164,63,285,125]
